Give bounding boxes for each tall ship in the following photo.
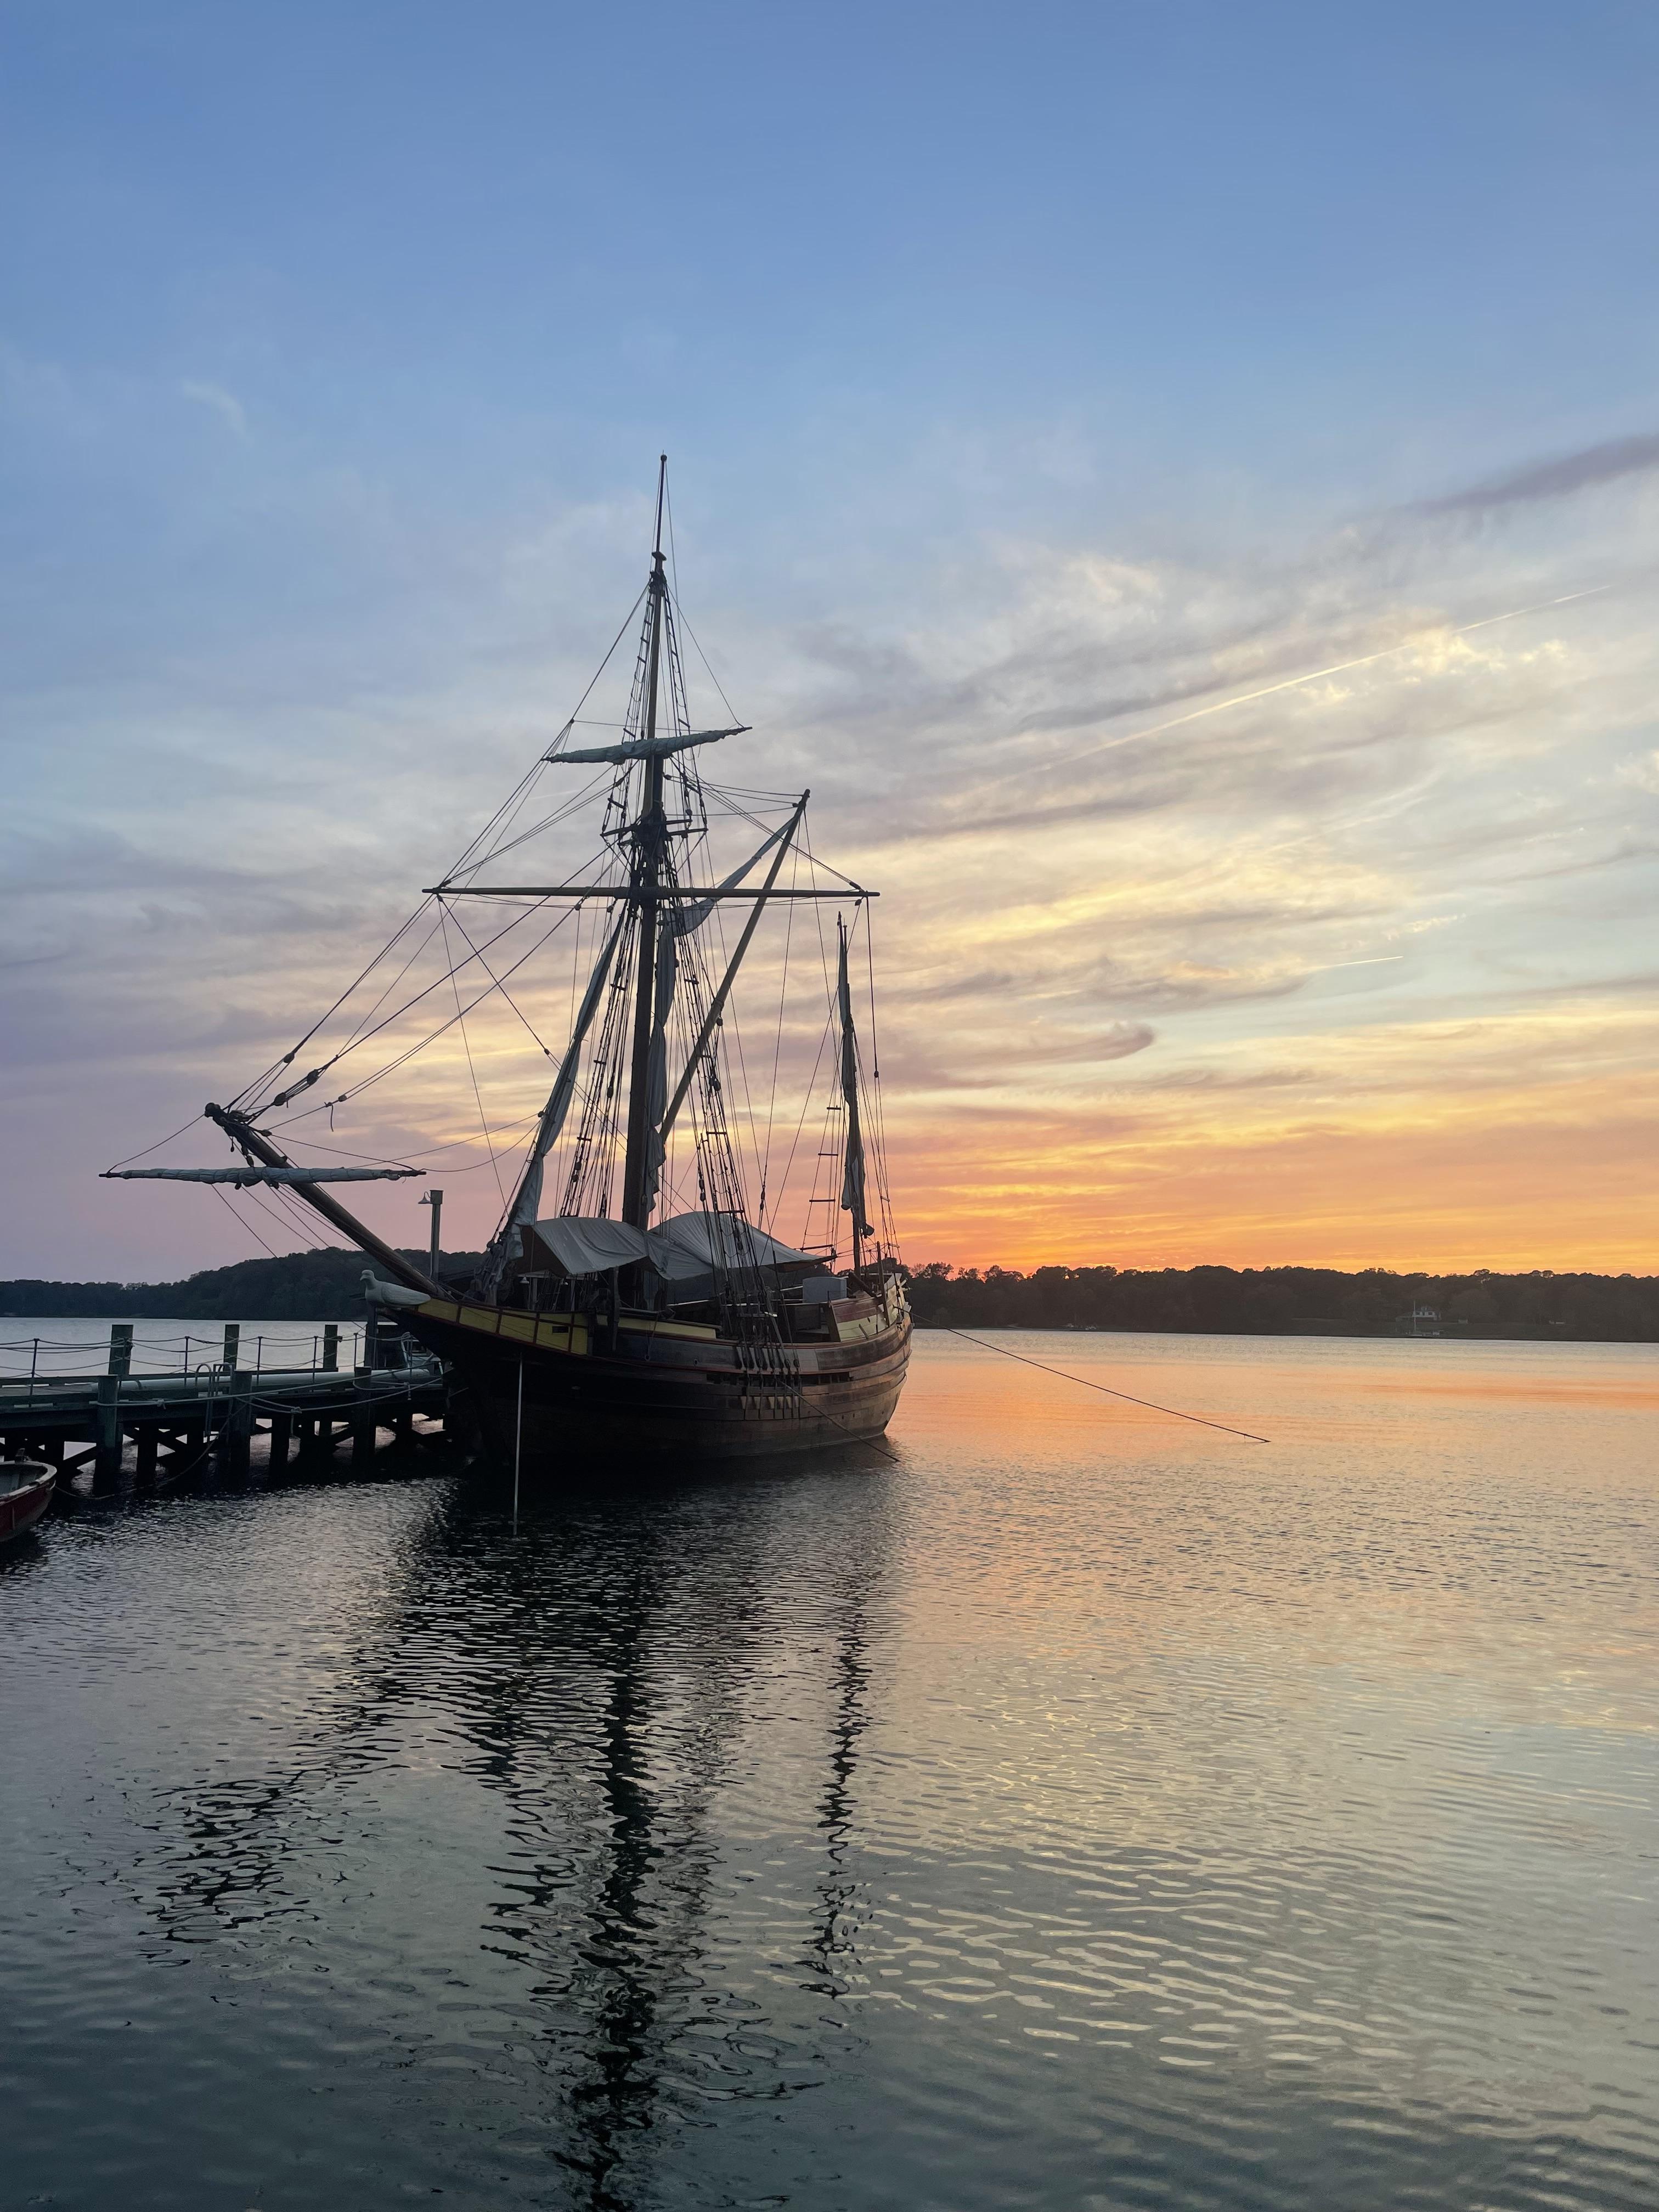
[110,462,910,1466]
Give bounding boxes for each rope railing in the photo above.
[0,1324,416,1395]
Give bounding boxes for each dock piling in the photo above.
[93,1375,123,1488]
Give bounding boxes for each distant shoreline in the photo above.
[2,1249,1654,1344]
[902,1261,1657,1344]
[913,1319,1655,1344]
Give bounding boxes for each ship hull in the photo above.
[400,1295,910,1469]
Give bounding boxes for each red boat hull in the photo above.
[0,1469,55,1545]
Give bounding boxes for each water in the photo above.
[3,1330,1656,2211]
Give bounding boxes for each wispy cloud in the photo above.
[178,379,249,438]
[1415,431,1659,515]
[5,425,1659,1274]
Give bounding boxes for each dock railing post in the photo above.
[223,1370,253,1481]
[222,1323,240,1372]
[109,1323,133,1378]
[323,1324,339,1373]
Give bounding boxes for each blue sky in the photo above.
[4,2,1657,1276]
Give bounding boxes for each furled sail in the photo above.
[837,922,873,1246]
[479,914,625,1295]
[638,917,678,1221]
[548,727,744,767]
[103,1166,419,1184]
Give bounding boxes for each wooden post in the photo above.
[136,1426,159,1485]
[93,1375,123,1487]
[108,1323,133,1378]
[222,1323,240,1371]
[221,1371,253,1480]
[322,1325,339,1373]
[269,1408,292,1471]
[351,1407,375,1463]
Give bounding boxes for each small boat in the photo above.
[0,1460,55,1546]
[106,460,910,1472]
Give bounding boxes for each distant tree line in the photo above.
[4,1250,1655,1340]
[0,1248,481,1323]
[902,1262,1659,1341]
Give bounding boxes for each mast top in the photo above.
[653,454,667,565]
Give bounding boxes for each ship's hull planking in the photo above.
[403,1293,910,1466]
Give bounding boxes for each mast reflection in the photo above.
[140,1453,894,2209]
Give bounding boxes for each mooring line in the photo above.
[821,1407,903,1463]
[939,1327,1270,1443]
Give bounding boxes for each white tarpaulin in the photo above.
[524,1217,652,1276]
[521,1211,816,1283]
[646,1210,816,1282]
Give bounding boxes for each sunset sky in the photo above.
[4,2,1657,1280]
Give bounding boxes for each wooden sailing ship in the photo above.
[109,461,909,1468]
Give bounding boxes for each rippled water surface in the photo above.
[4,1330,1657,2211]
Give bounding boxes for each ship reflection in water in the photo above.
[5,1331,1658,2212]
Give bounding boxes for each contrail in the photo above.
[966,583,1613,799]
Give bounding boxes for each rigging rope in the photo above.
[440,907,507,1210]
[936,1326,1269,1443]
[209,1181,281,1259]
[264,896,585,1127]
[441,905,557,1059]
[109,1114,214,1173]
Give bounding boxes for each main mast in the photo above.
[620,456,670,1229]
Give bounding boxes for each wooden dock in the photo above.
[0,1321,453,1491]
